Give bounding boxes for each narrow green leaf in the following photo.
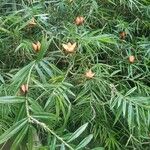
[27,125,37,150]
[128,102,133,128]
[91,147,104,150]
[49,136,56,150]
[0,74,5,83]
[0,96,25,104]
[60,143,65,150]
[68,123,88,142]
[11,125,29,150]
[28,97,44,113]
[0,118,27,144]
[113,106,123,125]
[122,100,126,117]
[35,64,46,83]
[40,61,52,76]
[12,61,35,82]
[76,134,93,150]
[110,70,121,77]
[125,87,137,96]
[135,105,140,127]
[10,61,35,92]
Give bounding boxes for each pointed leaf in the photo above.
[0,118,28,144]
[76,134,93,150]
[11,125,29,150]
[68,123,88,142]
[60,143,65,150]
[91,147,104,150]
[0,96,25,104]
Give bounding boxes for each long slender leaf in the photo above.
[76,134,93,150]
[0,96,25,104]
[67,123,88,142]
[0,118,28,144]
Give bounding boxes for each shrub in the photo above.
[0,0,150,149]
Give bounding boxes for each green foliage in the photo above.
[0,0,150,149]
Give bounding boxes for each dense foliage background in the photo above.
[0,0,150,149]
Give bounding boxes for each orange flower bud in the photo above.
[62,42,76,53]
[32,41,41,52]
[75,16,84,25]
[20,84,28,94]
[85,69,95,79]
[28,18,36,27]
[36,41,41,51]
[32,43,37,51]
[129,55,135,63]
[119,31,126,40]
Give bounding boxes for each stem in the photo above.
[30,116,74,150]
[62,64,74,82]
[26,63,35,86]
[25,96,31,122]
[125,134,132,147]
[25,96,74,149]
[25,63,35,122]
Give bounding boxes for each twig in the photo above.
[29,116,74,150]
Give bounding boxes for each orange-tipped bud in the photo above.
[62,42,76,53]
[36,41,41,51]
[119,31,126,40]
[32,41,41,52]
[32,43,37,51]
[75,16,84,25]
[129,55,135,63]
[20,84,28,94]
[28,18,36,27]
[85,69,95,79]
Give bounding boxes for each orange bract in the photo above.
[119,31,126,40]
[32,41,41,52]
[85,69,95,79]
[75,16,84,25]
[20,84,28,94]
[28,18,36,27]
[62,42,76,53]
[129,55,135,63]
